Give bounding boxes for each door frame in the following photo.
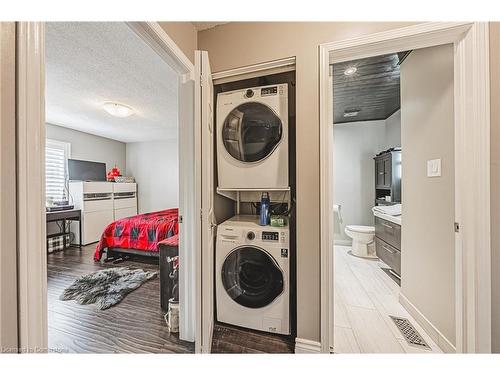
[319,22,491,353]
[0,22,18,352]
[16,21,199,351]
[127,21,197,344]
[194,50,215,353]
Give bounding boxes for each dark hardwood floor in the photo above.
[47,245,194,354]
[48,244,294,354]
[211,323,295,354]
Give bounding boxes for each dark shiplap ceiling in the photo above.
[333,52,405,124]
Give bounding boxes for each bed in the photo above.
[94,208,179,261]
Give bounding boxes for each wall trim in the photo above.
[16,22,48,352]
[453,22,491,354]
[206,320,214,353]
[0,22,18,352]
[127,22,194,78]
[399,293,456,353]
[320,22,491,354]
[212,56,296,83]
[295,338,322,354]
[126,22,197,345]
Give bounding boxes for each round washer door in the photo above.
[221,246,284,308]
[222,102,283,163]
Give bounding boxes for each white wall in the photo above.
[46,124,127,236]
[46,123,126,172]
[400,44,455,347]
[126,140,178,214]
[333,115,401,240]
[333,120,386,239]
[385,109,402,149]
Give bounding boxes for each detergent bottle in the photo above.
[259,192,270,226]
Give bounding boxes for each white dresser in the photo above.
[113,182,138,220]
[69,181,137,245]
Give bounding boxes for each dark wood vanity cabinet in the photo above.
[374,150,401,205]
[374,150,402,278]
[374,216,401,277]
[375,237,401,276]
[375,154,391,189]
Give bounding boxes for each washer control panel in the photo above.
[262,231,279,241]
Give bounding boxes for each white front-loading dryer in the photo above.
[216,215,290,334]
[216,84,289,189]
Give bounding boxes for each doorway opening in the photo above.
[43,22,192,353]
[319,22,491,354]
[332,46,454,353]
[11,21,199,353]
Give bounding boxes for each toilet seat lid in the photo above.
[346,225,375,233]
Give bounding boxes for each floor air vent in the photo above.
[389,316,431,350]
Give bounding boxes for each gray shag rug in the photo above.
[60,267,157,310]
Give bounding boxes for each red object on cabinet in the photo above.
[107,165,121,181]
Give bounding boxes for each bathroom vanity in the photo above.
[374,213,401,277]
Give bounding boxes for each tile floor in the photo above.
[333,245,442,353]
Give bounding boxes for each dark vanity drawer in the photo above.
[374,216,401,249]
[375,237,401,276]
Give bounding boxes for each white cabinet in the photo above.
[114,207,138,221]
[113,182,137,194]
[83,210,114,245]
[69,181,138,245]
[112,183,138,220]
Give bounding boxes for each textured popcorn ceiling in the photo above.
[46,22,178,143]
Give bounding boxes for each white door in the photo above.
[194,50,215,353]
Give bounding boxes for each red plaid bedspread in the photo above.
[94,208,179,261]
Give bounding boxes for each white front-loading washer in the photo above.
[216,215,290,334]
[216,84,289,189]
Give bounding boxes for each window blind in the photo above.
[45,139,70,203]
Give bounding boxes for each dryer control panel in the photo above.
[261,86,278,96]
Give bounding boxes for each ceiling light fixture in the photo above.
[343,109,360,118]
[103,102,134,118]
[343,66,357,76]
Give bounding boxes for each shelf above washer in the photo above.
[217,187,290,192]
[216,187,291,203]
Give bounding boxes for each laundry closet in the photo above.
[211,65,297,339]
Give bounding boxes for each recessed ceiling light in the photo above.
[344,109,360,117]
[103,102,134,118]
[343,66,357,76]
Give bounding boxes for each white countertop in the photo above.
[373,211,402,226]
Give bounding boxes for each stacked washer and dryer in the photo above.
[215,83,292,335]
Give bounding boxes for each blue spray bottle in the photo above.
[259,192,270,226]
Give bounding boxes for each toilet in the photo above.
[344,225,377,259]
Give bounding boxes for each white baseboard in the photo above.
[295,338,322,353]
[399,293,456,353]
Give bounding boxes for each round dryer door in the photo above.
[221,246,284,308]
[222,102,283,163]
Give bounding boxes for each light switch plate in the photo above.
[427,159,441,177]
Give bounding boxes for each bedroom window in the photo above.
[45,139,71,204]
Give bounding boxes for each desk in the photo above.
[46,209,82,249]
